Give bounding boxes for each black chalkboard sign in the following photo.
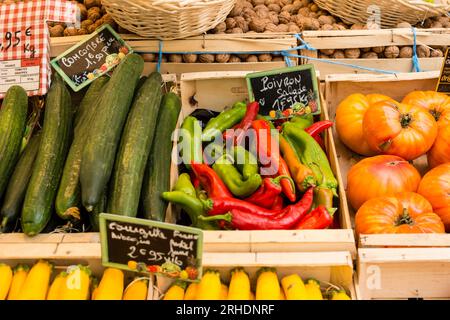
[436,48,450,94]
[99,213,203,281]
[246,65,321,119]
[51,24,132,92]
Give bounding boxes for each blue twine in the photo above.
[411,27,422,73]
[157,40,163,72]
[294,33,317,51]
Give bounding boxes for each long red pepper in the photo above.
[275,156,296,202]
[235,102,259,145]
[305,120,333,150]
[225,188,314,230]
[244,176,292,208]
[295,205,333,230]
[191,163,233,198]
[251,119,280,175]
[271,195,285,210]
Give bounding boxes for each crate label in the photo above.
[0,58,40,92]
[51,24,132,92]
[436,48,450,94]
[99,213,203,282]
[246,65,321,120]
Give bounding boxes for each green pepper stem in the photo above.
[198,213,232,223]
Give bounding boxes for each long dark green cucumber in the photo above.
[73,76,109,132]
[141,92,181,221]
[0,133,41,232]
[0,86,28,199]
[21,74,73,236]
[80,53,144,212]
[107,72,162,217]
[55,78,110,220]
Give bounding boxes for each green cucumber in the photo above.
[0,133,41,232]
[55,78,110,220]
[80,53,144,212]
[141,92,181,221]
[0,86,28,199]
[21,75,73,236]
[108,72,163,217]
[90,189,107,232]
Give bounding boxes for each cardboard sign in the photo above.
[436,48,450,94]
[0,0,78,98]
[51,25,132,91]
[99,213,203,282]
[246,65,321,120]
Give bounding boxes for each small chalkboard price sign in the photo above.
[436,48,450,94]
[246,65,321,119]
[99,213,203,282]
[51,24,132,91]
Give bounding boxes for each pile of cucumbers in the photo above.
[0,53,181,236]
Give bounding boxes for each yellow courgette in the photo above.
[163,281,186,300]
[256,268,280,300]
[330,289,351,300]
[47,272,67,300]
[184,283,198,300]
[0,263,13,300]
[7,264,29,300]
[220,284,228,300]
[228,268,251,300]
[94,268,124,300]
[281,274,308,300]
[304,278,323,300]
[60,265,91,300]
[123,278,148,300]
[196,270,222,300]
[18,260,52,300]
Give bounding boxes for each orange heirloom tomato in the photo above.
[355,192,445,235]
[403,91,450,168]
[336,93,393,156]
[418,163,450,232]
[347,155,421,211]
[363,100,438,160]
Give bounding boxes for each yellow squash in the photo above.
[0,263,13,300]
[304,279,323,300]
[184,283,198,300]
[196,270,222,300]
[220,284,228,300]
[94,268,124,300]
[256,268,280,300]
[123,279,148,300]
[7,265,29,300]
[281,274,308,300]
[228,268,251,300]
[249,291,255,300]
[163,281,186,300]
[60,265,91,300]
[330,289,351,300]
[47,272,67,300]
[18,260,52,300]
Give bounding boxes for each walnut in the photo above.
[399,47,413,58]
[230,2,245,17]
[320,24,333,31]
[372,46,385,54]
[430,21,443,28]
[281,0,294,5]
[300,0,311,6]
[292,0,303,11]
[361,52,378,59]
[246,55,259,62]
[228,55,242,63]
[255,4,269,12]
[213,22,226,33]
[417,45,430,58]
[249,18,269,32]
[77,28,87,36]
[288,23,301,33]
[361,48,371,53]
[431,48,444,57]
[265,23,278,32]
[102,14,115,25]
[84,0,101,9]
[168,54,182,63]
[199,54,215,63]
[384,46,400,58]
[344,48,361,59]
[258,54,273,62]
[252,0,266,5]
[297,7,311,17]
[142,53,156,62]
[87,7,101,22]
[80,19,93,30]
[183,54,197,63]
[332,23,346,30]
[49,25,64,37]
[216,54,231,63]
[276,24,289,32]
[301,17,320,30]
[332,50,345,59]
[269,11,279,24]
[320,49,335,56]
[422,18,434,28]
[231,27,244,33]
[256,8,270,19]
[396,21,412,28]
[235,16,249,32]
[272,55,285,62]
[281,4,295,13]
[243,8,257,21]
[318,15,333,26]
[350,23,366,30]
[309,3,319,12]
[161,55,168,63]
[268,3,281,13]
[77,3,87,20]
[63,27,78,37]
[278,11,291,24]
[237,54,250,59]
[225,18,237,30]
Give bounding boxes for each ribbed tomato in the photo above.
[347,155,421,210]
[336,93,393,156]
[355,192,445,235]
[403,91,450,168]
[418,163,450,232]
[363,100,438,160]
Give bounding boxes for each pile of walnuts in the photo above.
[140,53,286,63]
[48,0,117,37]
[318,45,447,59]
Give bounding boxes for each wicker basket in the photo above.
[313,0,450,28]
[102,0,236,39]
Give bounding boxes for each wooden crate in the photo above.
[51,33,299,77]
[165,71,356,256]
[156,251,357,300]
[299,29,449,79]
[325,71,450,299]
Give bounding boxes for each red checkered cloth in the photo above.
[0,0,77,98]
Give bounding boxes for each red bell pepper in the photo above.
[295,205,333,230]
[191,163,233,198]
[305,120,333,150]
[245,176,293,208]
[221,188,314,230]
[275,156,296,202]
